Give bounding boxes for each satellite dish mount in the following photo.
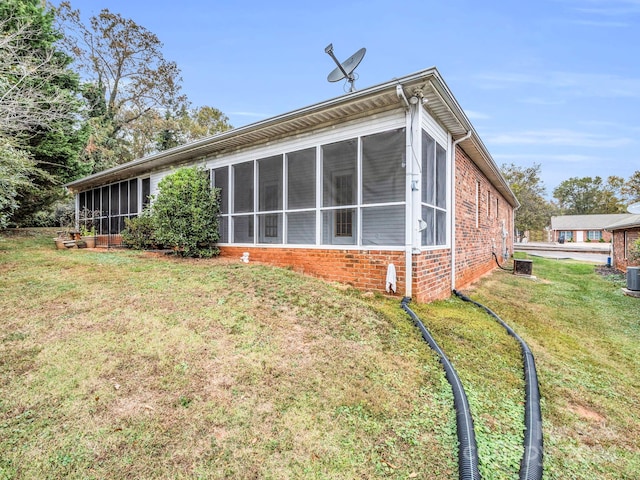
[325,43,366,92]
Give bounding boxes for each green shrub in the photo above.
[151,166,220,258]
[25,199,74,227]
[121,211,158,250]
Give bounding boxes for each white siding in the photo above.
[130,108,450,250]
[203,110,405,170]
[149,170,170,199]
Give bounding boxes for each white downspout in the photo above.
[397,85,420,299]
[397,86,413,299]
[450,130,472,292]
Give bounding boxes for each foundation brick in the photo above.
[98,147,515,304]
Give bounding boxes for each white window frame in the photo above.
[202,112,431,250]
[587,230,602,241]
[420,129,449,248]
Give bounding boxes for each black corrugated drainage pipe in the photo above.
[400,297,481,480]
[453,290,543,480]
[492,251,514,272]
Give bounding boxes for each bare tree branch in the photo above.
[0,17,79,134]
[56,2,187,127]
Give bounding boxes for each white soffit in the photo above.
[65,67,519,208]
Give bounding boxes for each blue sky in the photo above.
[56,0,640,195]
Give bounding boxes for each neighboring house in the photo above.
[606,214,640,271]
[550,214,632,243]
[65,68,519,303]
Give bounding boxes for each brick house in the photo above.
[65,68,518,303]
[550,214,632,243]
[606,214,640,271]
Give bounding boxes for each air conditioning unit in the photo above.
[514,259,533,276]
[627,267,640,291]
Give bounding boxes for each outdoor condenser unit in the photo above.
[513,259,533,276]
[627,267,640,291]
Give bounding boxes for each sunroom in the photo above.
[67,67,517,302]
[75,111,449,251]
[207,124,447,250]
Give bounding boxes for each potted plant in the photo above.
[80,224,97,248]
[54,229,77,249]
[54,231,67,249]
[78,207,101,248]
[54,207,77,249]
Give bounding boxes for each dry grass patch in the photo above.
[0,231,456,479]
[4,231,637,479]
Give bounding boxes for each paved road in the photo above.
[514,242,611,264]
[520,250,609,264]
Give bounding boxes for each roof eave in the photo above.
[66,70,437,192]
[421,72,519,208]
[65,67,520,209]
[605,215,640,231]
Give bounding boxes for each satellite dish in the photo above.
[325,44,366,92]
[627,202,640,214]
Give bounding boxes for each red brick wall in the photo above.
[105,231,452,302]
[220,246,407,295]
[219,147,515,303]
[100,146,516,304]
[220,247,456,303]
[612,227,640,271]
[552,230,613,242]
[453,147,514,290]
[413,249,452,302]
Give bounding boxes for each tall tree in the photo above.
[501,163,553,239]
[0,16,71,133]
[600,175,627,213]
[622,170,640,205]
[0,0,87,226]
[552,176,625,214]
[183,106,232,140]
[155,106,232,153]
[0,140,40,228]
[57,2,188,170]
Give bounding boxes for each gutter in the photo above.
[66,67,442,193]
[426,78,519,210]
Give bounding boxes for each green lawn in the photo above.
[1,230,638,479]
